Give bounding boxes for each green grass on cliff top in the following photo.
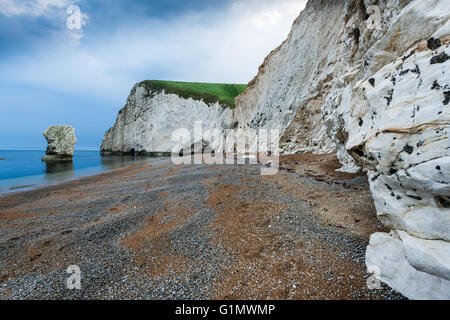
[140,80,247,108]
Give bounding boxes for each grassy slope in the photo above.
[140,80,247,108]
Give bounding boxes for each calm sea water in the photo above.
[0,150,152,194]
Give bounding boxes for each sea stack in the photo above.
[41,125,77,161]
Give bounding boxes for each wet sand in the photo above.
[0,154,404,299]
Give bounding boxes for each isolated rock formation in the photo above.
[234,0,449,299]
[42,125,77,161]
[101,82,236,155]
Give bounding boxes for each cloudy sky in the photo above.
[0,0,306,149]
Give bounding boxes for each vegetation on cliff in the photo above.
[140,80,247,108]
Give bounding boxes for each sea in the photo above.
[0,150,152,195]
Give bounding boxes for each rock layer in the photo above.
[42,125,77,161]
[234,0,450,299]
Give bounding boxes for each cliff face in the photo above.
[235,0,450,299]
[235,0,416,170]
[101,0,449,299]
[101,82,235,155]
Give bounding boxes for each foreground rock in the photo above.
[234,0,450,299]
[344,7,450,298]
[42,125,77,161]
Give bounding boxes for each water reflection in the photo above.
[100,155,139,170]
[45,161,74,181]
[0,150,167,195]
[43,155,151,182]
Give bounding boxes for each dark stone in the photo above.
[352,28,360,41]
[352,146,365,157]
[403,145,414,155]
[369,78,375,87]
[443,91,450,105]
[431,80,442,90]
[401,51,415,62]
[436,166,441,171]
[436,196,450,208]
[430,52,449,64]
[410,64,420,74]
[389,168,398,175]
[391,76,396,86]
[427,38,441,50]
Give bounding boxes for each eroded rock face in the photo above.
[101,83,234,155]
[342,2,450,299]
[234,0,450,299]
[42,125,77,161]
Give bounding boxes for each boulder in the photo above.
[41,125,77,161]
[99,0,450,298]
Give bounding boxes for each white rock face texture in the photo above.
[101,83,234,155]
[42,125,77,161]
[234,0,450,299]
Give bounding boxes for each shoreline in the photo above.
[0,157,165,198]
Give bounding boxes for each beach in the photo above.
[0,154,404,299]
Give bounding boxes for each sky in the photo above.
[0,0,306,150]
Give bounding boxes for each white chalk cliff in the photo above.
[235,0,450,299]
[102,0,450,299]
[101,83,235,155]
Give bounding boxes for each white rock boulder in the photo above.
[42,125,77,161]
